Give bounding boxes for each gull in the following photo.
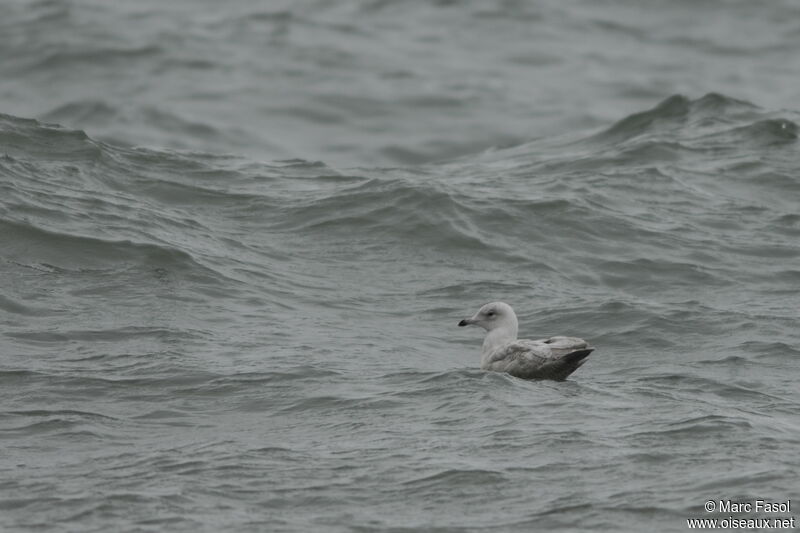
[458,302,593,380]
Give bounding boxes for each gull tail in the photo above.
[550,348,594,381]
[564,348,593,367]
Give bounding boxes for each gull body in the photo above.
[458,302,593,380]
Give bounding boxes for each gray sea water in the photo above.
[1,1,799,532]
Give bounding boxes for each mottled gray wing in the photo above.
[485,340,552,368]
[485,337,593,380]
[529,336,589,358]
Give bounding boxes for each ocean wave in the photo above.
[2,96,796,265]
[0,217,201,272]
[0,112,100,161]
[590,93,761,143]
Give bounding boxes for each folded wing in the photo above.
[483,336,593,380]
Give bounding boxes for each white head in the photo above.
[458,302,519,355]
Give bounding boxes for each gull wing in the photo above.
[484,337,593,380]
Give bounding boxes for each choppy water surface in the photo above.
[1,1,799,532]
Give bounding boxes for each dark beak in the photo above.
[458,319,470,327]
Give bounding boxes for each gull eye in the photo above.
[487,311,495,317]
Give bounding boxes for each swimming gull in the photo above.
[458,302,593,380]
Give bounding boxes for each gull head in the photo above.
[458,301,518,332]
